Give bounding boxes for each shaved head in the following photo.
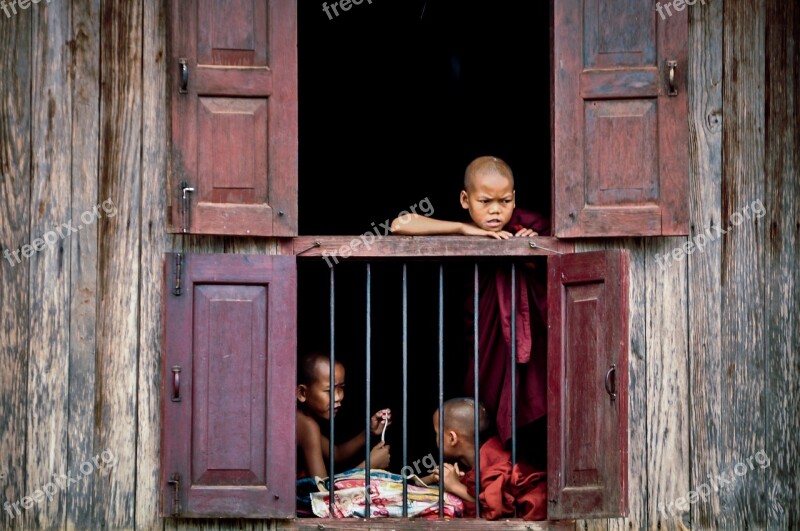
[464,156,514,193]
[438,398,490,440]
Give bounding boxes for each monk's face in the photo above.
[297,360,345,420]
[460,171,515,231]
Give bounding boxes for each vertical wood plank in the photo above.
[688,2,723,529]
[27,0,72,527]
[0,7,31,529]
[719,0,767,527]
[612,238,647,531]
[687,0,724,528]
[66,0,102,528]
[644,236,690,531]
[93,0,143,526]
[138,0,169,528]
[764,0,800,527]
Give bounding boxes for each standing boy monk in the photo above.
[296,351,392,478]
[426,398,546,520]
[390,156,549,467]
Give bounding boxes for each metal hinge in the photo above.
[180,181,195,233]
[173,253,184,296]
[167,473,181,516]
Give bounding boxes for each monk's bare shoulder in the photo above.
[296,410,321,446]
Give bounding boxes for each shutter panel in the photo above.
[161,253,296,518]
[553,0,689,237]
[168,0,298,236]
[547,250,629,518]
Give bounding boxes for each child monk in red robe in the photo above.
[390,156,549,464]
[424,398,546,520]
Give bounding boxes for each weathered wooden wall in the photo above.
[0,0,797,530]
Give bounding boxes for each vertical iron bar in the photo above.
[511,263,517,518]
[438,264,445,518]
[329,267,335,516]
[402,264,409,517]
[365,263,371,517]
[511,263,517,468]
[473,263,481,518]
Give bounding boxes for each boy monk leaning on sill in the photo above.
[390,156,550,470]
[421,398,547,520]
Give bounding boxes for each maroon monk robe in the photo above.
[463,208,549,444]
[461,435,548,520]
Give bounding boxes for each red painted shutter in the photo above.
[168,0,298,236]
[553,0,688,237]
[547,250,629,519]
[161,253,296,518]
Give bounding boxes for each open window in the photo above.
[162,0,684,523]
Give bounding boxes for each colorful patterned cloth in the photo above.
[308,469,464,519]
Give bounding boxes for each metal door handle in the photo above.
[604,364,617,401]
[667,60,678,96]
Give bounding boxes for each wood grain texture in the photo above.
[138,0,170,527]
[608,239,647,531]
[92,0,143,526]
[645,236,690,531]
[66,0,102,528]
[27,0,72,527]
[687,0,725,528]
[0,7,31,529]
[764,0,800,527]
[719,0,767,527]
[292,236,573,260]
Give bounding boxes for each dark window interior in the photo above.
[298,0,551,235]
[297,259,548,483]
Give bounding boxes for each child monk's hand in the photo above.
[440,463,466,491]
[514,227,538,237]
[369,409,391,436]
[460,223,512,239]
[369,441,391,469]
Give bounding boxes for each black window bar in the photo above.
[326,260,521,520]
[402,263,409,516]
[329,267,336,517]
[437,264,445,518]
[364,263,372,516]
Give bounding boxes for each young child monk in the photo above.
[390,156,549,468]
[426,398,546,520]
[296,351,392,478]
